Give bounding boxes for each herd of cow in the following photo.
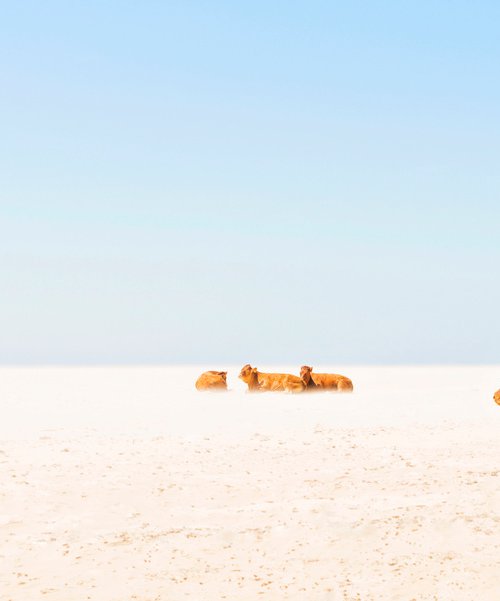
[195,364,354,393]
[195,367,500,403]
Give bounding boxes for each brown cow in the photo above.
[300,366,353,392]
[195,370,227,391]
[239,364,305,393]
[494,390,500,406]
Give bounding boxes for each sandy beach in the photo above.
[1,366,499,600]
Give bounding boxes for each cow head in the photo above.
[300,365,313,378]
[300,365,315,386]
[239,364,256,383]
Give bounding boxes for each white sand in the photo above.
[1,366,499,600]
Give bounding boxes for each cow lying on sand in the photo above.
[238,364,305,393]
[494,390,500,406]
[300,366,353,392]
[195,371,228,391]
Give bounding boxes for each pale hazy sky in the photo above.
[1,2,499,364]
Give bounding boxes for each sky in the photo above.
[1,1,499,364]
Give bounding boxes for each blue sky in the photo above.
[1,1,499,364]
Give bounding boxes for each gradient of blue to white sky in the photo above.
[1,1,499,364]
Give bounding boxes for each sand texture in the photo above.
[1,366,499,600]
